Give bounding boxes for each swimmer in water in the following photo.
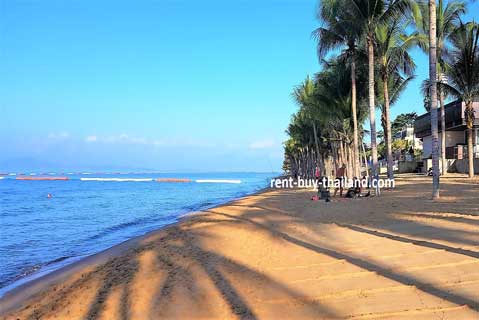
[47,193,52,198]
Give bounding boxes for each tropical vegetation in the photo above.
[283,0,479,197]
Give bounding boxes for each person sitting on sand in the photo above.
[316,175,331,202]
[333,164,347,197]
[345,177,371,198]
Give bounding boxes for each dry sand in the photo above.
[1,174,478,319]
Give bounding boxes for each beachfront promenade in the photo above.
[1,175,478,319]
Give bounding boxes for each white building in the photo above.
[393,124,423,151]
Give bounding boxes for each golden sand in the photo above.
[1,174,478,319]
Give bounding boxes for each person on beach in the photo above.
[333,164,347,197]
[345,179,371,198]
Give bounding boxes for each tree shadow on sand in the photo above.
[205,208,479,311]
[23,223,341,320]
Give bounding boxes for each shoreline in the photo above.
[0,185,273,315]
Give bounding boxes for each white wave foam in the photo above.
[195,179,241,184]
[80,178,153,182]
[8,173,16,176]
[0,177,4,180]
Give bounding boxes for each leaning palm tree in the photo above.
[375,17,424,180]
[313,0,363,177]
[416,0,466,175]
[349,0,417,188]
[443,21,479,178]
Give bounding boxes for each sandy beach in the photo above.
[1,174,478,319]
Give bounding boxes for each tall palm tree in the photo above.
[444,21,479,178]
[292,76,322,172]
[417,0,466,175]
[315,62,360,176]
[349,0,416,188]
[375,17,423,180]
[428,0,440,198]
[378,73,415,171]
[313,0,363,177]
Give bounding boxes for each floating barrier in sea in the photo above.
[16,176,69,181]
[156,178,192,183]
[196,179,241,184]
[6,175,242,184]
[80,178,153,182]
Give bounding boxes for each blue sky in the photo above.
[1,0,478,172]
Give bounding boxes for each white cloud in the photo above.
[249,139,275,149]
[84,134,213,148]
[112,134,147,144]
[48,132,70,140]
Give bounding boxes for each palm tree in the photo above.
[286,112,317,178]
[284,60,369,179]
[315,62,360,176]
[313,0,363,177]
[292,77,322,173]
[428,0,441,198]
[349,0,416,189]
[378,73,415,173]
[443,21,479,178]
[375,17,423,180]
[416,0,466,176]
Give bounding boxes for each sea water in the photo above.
[0,172,275,296]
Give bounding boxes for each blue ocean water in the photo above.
[0,172,275,296]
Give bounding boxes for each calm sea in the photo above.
[0,172,275,296]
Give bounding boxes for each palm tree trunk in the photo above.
[312,122,321,170]
[348,143,354,178]
[318,152,325,176]
[467,127,474,178]
[466,101,475,178]
[362,140,369,176]
[439,91,447,175]
[429,0,440,199]
[383,75,394,181]
[332,141,339,174]
[339,140,345,167]
[351,58,360,178]
[367,36,379,189]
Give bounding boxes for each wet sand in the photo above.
[1,174,478,319]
